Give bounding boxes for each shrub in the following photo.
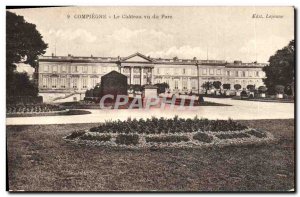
[258,86,267,93]
[246,130,267,138]
[275,85,285,94]
[116,134,139,145]
[66,130,86,139]
[246,85,255,91]
[89,118,248,134]
[193,132,213,143]
[234,84,241,91]
[223,84,231,90]
[215,133,250,139]
[80,134,111,141]
[213,81,222,89]
[145,135,189,143]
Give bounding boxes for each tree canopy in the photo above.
[263,40,294,94]
[6,11,48,98]
[6,11,48,70]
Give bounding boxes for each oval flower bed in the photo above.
[65,117,275,149]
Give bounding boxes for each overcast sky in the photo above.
[9,6,294,63]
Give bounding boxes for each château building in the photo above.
[37,52,267,102]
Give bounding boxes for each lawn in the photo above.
[7,119,294,191]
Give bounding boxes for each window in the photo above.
[72,78,78,88]
[157,68,160,74]
[51,77,58,88]
[235,71,239,77]
[133,77,140,85]
[249,71,252,77]
[209,69,214,75]
[182,68,186,75]
[242,71,246,77]
[42,77,49,88]
[175,80,179,89]
[62,65,66,72]
[82,77,88,89]
[227,71,231,76]
[72,66,78,73]
[52,65,58,73]
[191,79,197,90]
[61,78,66,88]
[44,65,49,72]
[83,66,88,73]
[92,66,97,73]
[256,71,259,77]
[217,69,221,75]
[182,80,187,90]
[202,68,207,75]
[91,78,98,87]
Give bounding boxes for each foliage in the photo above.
[80,134,111,141]
[263,40,294,94]
[201,81,213,94]
[66,130,86,140]
[6,103,62,114]
[215,133,250,139]
[145,135,189,143]
[246,130,267,138]
[258,86,267,93]
[246,85,255,91]
[155,82,169,94]
[193,132,213,143]
[222,84,231,90]
[6,11,47,98]
[88,117,248,134]
[234,84,242,91]
[115,134,139,145]
[241,90,248,97]
[275,85,285,94]
[7,72,38,98]
[212,81,222,89]
[6,11,48,69]
[128,84,142,92]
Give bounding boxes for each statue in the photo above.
[146,70,152,84]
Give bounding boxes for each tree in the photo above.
[212,81,222,89]
[275,85,285,94]
[263,40,294,94]
[201,81,213,94]
[234,84,241,91]
[246,85,255,92]
[154,82,169,94]
[258,86,267,93]
[7,11,48,71]
[6,72,38,97]
[6,11,48,97]
[223,84,231,90]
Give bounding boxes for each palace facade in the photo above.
[37,52,267,102]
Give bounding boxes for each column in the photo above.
[140,67,144,85]
[151,67,154,84]
[130,67,133,85]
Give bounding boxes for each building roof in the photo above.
[38,52,267,67]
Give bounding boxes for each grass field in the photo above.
[7,119,294,191]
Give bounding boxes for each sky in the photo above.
[8,6,294,63]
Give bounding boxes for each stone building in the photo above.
[37,52,266,102]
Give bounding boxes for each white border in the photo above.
[1,0,298,196]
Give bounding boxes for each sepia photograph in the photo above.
[5,6,295,192]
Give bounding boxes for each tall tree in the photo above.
[6,11,48,97]
[263,40,294,94]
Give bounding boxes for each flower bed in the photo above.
[145,135,189,143]
[65,117,275,149]
[6,104,63,114]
